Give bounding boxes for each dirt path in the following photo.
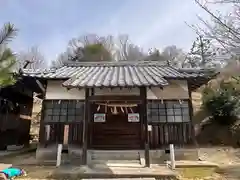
[1,148,240,180]
[0,152,56,179]
[198,147,240,180]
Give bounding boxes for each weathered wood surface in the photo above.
[91,114,141,149]
[149,122,192,148]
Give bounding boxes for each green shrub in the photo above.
[202,81,240,125]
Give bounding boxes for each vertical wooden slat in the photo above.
[140,87,149,167]
[69,123,83,145]
[149,123,191,148]
[155,126,159,148]
[39,81,47,147]
[187,81,195,145]
[63,124,69,145]
[82,88,89,165]
[39,100,46,146]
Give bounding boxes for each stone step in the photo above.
[91,160,142,167]
[90,150,142,161]
[50,165,177,179]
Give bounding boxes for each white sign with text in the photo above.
[94,113,106,122]
[128,113,140,122]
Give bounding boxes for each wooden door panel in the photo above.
[90,103,142,149]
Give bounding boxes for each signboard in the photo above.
[94,113,106,122]
[128,113,140,122]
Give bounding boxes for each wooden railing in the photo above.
[68,123,83,145]
[149,122,192,149]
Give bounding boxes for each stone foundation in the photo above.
[36,146,198,165]
[150,149,199,164]
[36,145,82,165]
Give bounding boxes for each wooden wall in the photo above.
[149,123,192,149]
[0,90,34,150]
[40,102,193,149]
[40,82,193,149]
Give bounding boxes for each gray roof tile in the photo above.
[22,61,207,88]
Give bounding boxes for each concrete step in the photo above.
[50,164,177,179]
[90,150,142,161]
[36,146,57,160]
[91,160,143,167]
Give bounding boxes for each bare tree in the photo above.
[195,0,240,55]
[51,34,148,67]
[210,0,240,3]
[144,46,187,67]
[161,45,187,67]
[51,51,69,68]
[69,34,114,61]
[114,35,146,61]
[52,34,114,67]
[16,46,47,69]
[185,36,218,68]
[194,0,240,79]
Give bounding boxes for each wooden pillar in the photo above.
[187,81,196,144]
[39,80,48,147]
[140,87,150,167]
[82,88,89,165]
[39,100,46,147]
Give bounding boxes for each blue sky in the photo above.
[0,0,231,63]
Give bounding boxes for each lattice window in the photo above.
[147,100,190,123]
[43,100,84,123]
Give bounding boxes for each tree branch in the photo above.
[195,0,240,39]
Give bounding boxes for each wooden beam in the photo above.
[36,79,46,93]
[88,95,142,102]
[140,87,150,167]
[82,88,89,165]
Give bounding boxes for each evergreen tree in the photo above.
[0,23,17,87]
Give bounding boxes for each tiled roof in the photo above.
[23,61,208,88]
